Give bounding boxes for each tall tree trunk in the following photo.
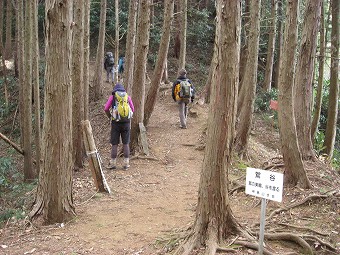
[273,0,283,89]
[32,0,41,174]
[239,0,250,88]
[125,0,138,94]
[83,0,90,120]
[4,0,12,60]
[277,0,311,189]
[263,0,277,92]
[235,0,261,156]
[114,0,119,84]
[17,0,24,146]
[23,0,35,181]
[93,0,107,100]
[324,0,339,159]
[178,0,187,70]
[30,0,75,223]
[0,1,3,55]
[175,1,241,254]
[294,0,322,160]
[72,0,85,169]
[0,0,9,107]
[130,0,151,153]
[311,2,325,141]
[144,0,174,127]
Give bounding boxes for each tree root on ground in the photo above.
[266,193,334,222]
[229,184,245,195]
[233,240,274,255]
[278,223,328,236]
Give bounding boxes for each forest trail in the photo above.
[1,81,208,254]
[1,80,339,255]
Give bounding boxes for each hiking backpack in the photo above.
[179,79,192,99]
[113,91,132,121]
[105,52,115,67]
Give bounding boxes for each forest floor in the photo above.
[0,78,340,255]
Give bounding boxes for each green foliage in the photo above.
[0,208,26,223]
[331,148,340,171]
[0,155,36,225]
[254,88,278,113]
[0,76,18,123]
[187,8,214,64]
[313,131,326,155]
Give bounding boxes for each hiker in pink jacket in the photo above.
[104,83,134,170]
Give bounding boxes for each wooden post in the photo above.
[82,120,110,193]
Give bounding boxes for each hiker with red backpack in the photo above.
[104,83,134,170]
[172,69,195,129]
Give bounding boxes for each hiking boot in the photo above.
[123,158,130,170]
[107,158,117,170]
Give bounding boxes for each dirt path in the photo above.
[1,83,339,255]
[0,87,207,255]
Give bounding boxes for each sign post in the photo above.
[245,167,284,255]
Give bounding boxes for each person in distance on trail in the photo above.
[104,83,134,170]
[172,68,195,129]
[104,51,115,83]
[118,55,125,78]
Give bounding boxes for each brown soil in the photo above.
[0,82,339,255]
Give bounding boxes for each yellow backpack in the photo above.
[113,91,132,121]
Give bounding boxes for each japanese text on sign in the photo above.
[245,167,284,202]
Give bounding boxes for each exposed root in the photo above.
[264,232,313,254]
[302,234,337,251]
[173,230,199,255]
[229,184,245,195]
[263,163,284,170]
[278,223,328,236]
[216,246,237,253]
[204,224,218,255]
[234,240,274,255]
[267,193,331,222]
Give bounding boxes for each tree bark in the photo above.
[175,1,241,254]
[235,0,261,156]
[130,0,151,153]
[83,0,90,120]
[32,0,41,174]
[323,0,339,159]
[92,0,107,100]
[273,0,283,89]
[311,2,325,141]
[17,0,24,147]
[277,0,311,189]
[294,0,322,160]
[143,0,174,127]
[30,0,75,223]
[114,0,119,84]
[263,0,277,92]
[4,0,13,60]
[72,0,85,169]
[239,0,250,88]
[23,0,35,181]
[0,0,9,107]
[178,0,187,70]
[125,0,138,95]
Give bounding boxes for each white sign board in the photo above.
[245,167,283,202]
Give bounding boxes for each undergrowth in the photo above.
[0,152,36,226]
